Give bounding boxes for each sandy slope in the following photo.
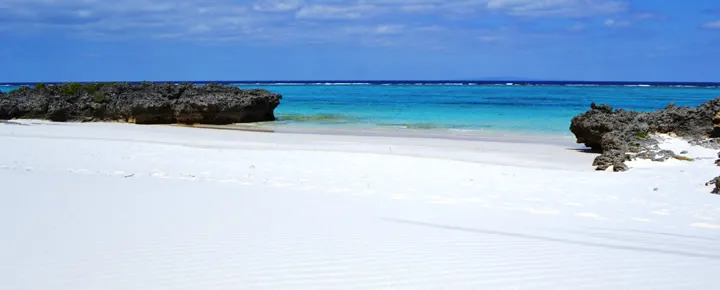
[1,121,720,289]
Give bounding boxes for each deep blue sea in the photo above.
[3,82,720,136]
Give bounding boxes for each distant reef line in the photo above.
[2,80,720,87]
[0,82,282,124]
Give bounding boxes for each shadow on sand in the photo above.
[0,120,30,126]
[567,147,600,154]
[174,124,276,133]
[382,218,720,261]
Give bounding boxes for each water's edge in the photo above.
[179,123,579,147]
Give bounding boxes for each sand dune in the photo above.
[1,121,719,289]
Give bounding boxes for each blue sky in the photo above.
[1,0,719,82]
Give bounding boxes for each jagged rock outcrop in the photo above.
[570,98,720,172]
[712,113,720,138]
[706,176,720,194]
[0,82,282,124]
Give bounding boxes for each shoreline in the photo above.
[177,122,578,147]
[3,119,573,144]
[3,118,580,147]
[3,119,596,171]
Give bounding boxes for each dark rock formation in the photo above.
[706,176,720,194]
[0,82,282,124]
[570,98,720,171]
[712,113,720,138]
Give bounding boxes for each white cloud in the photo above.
[253,0,303,12]
[189,24,212,32]
[415,25,445,32]
[295,4,381,19]
[568,23,585,31]
[487,0,628,17]
[634,12,658,20]
[478,35,503,42]
[702,21,720,30]
[342,24,404,35]
[0,0,637,48]
[400,4,437,13]
[375,24,404,34]
[0,1,266,39]
[604,18,630,27]
[76,10,93,18]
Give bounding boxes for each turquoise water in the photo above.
[0,86,16,93]
[235,84,720,135]
[3,83,720,136]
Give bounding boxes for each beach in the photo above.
[2,120,720,289]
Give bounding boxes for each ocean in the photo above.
[3,82,720,136]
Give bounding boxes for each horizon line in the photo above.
[2,79,720,85]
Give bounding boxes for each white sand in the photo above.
[1,121,720,289]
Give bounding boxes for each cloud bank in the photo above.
[0,0,670,47]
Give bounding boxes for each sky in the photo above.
[0,0,719,82]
